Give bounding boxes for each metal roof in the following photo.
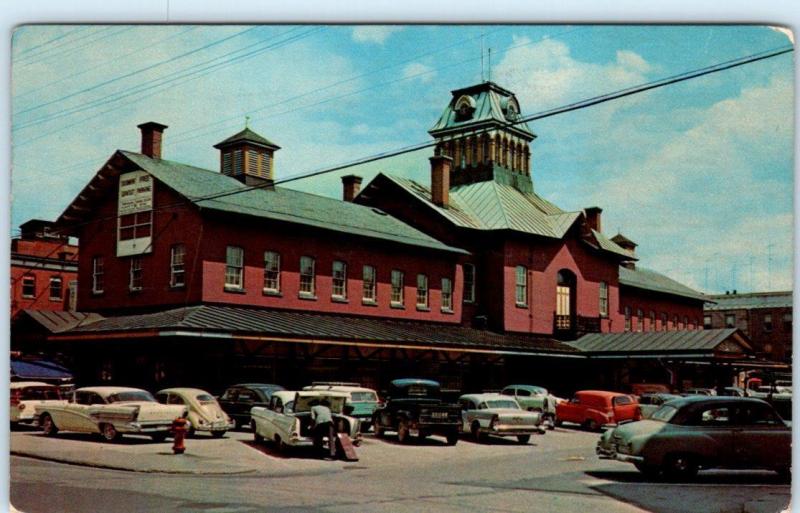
[213,127,280,150]
[619,266,706,301]
[118,151,465,255]
[569,328,745,354]
[704,291,793,311]
[57,305,579,355]
[18,310,104,333]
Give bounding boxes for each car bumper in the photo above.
[483,424,545,436]
[614,453,645,464]
[595,443,615,459]
[193,421,235,432]
[119,421,186,434]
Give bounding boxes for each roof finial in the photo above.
[487,48,492,83]
[480,34,485,82]
[245,115,250,129]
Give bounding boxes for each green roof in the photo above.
[619,266,706,301]
[119,151,465,255]
[705,291,792,311]
[213,127,280,150]
[593,230,637,259]
[569,328,748,355]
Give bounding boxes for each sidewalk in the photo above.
[10,430,339,476]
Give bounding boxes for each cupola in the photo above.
[213,125,281,187]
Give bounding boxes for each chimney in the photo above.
[341,175,363,202]
[585,206,602,232]
[430,154,453,208]
[137,122,168,159]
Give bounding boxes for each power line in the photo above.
[13,26,89,59]
[16,26,132,69]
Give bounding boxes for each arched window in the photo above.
[556,270,576,331]
[509,142,516,171]
[483,136,490,163]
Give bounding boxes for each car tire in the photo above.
[584,419,599,431]
[663,453,698,480]
[446,432,459,446]
[274,435,286,452]
[397,420,410,444]
[211,430,226,438]
[372,417,384,438]
[150,433,168,443]
[253,429,264,443]
[554,417,563,427]
[40,414,58,437]
[100,423,121,442]
[517,435,531,444]
[470,422,484,443]
[417,431,428,442]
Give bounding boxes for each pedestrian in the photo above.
[311,399,336,460]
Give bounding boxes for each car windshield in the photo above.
[650,404,678,422]
[195,393,216,404]
[107,391,156,403]
[485,400,519,409]
[350,392,378,402]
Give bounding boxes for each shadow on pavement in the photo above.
[586,469,790,485]
[459,436,540,447]
[241,440,355,461]
[36,432,166,445]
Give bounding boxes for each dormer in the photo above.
[213,127,280,187]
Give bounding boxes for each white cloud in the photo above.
[402,62,435,83]
[351,26,403,45]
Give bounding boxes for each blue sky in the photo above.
[10,24,794,293]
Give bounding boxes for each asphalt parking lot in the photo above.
[11,425,792,513]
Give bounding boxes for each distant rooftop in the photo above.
[705,291,793,311]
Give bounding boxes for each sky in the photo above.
[10,24,795,294]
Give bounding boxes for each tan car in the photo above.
[156,387,234,437]
[10,381,67,426]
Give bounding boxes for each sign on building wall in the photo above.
[116,170,153,256]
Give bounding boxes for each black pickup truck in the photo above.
[371,379,462,445]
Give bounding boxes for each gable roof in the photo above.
[705,291,793,311]
[619,266,706,302]
[569,328,752,356]
[60,150,465,255]
[213,127,280,150]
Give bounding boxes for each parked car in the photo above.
[10,381,67,427]
[630,383,671,395]
[459,393,545,443]
[372,379,462,445]
[682,387,716,396]
[156,388,235,438]
[556,390,641,430]
[250,390,361,451]
[303,382,381,430]
[717,386,748,397]
[597,396,791,479]
[35,386,187,442]
[499,384,561,428]
[218,383,285,429]
[637,393,680,418]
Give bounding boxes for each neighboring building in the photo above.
[705,291,793,362]
[11,219,79,318]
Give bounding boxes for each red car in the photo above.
[555,390,641,430]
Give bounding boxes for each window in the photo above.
[661,312,668,331]
[683,316,689,329]
[118,211,152,241]
[332,261,347,299]
[362,265,376,302]
[463,263,476,303]
[21,275,35,298]
[725,314,736,328]
[391,270,404,305]
[299,256,315,296]
[673,315,679,330]
[649,311,656,331]
[441,278,453,311]
[636,309,644,332]
[225,246,244,290]
[599,281,608,317]
[263,251,280,293]
[763,313,773,332]
[782,312,792,332]
[49,277,62,301]
[515,265,527,306]
[129,257,143,291]
[624,306,631,331]
[170,244,186,288]
[704,315,712,329]
[416,274,429,308]
[92,257,104,294]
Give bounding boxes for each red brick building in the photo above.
[11,220,78,318]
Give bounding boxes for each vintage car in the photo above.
[10,381,67,426]
[303,382,381,429]
[500,384,561,428]
[459,393,545,443]
[35,386,187,442]
[218,383,285,429]
[372,379,462,445]
[597,396,791,479]
[250,390,361,451]
[637,393,681,418]
[156,387,235,437]
[556,390,641,430]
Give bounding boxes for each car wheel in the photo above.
[396,420,410,444]
[663,453,698,480]
[517,435,531,444]
[445,432,459,446]
[100,423,121,442]
[372,417,384,438]
[150,432,168,443]
[470,422,483,443]
[187,426,196,438]
[211,430,226,438]
[253,430,264,444]
[40,414,58,437]
[634,462,660,478]
[275,435,287,453]
[554,417,562,427]
[584,419,599,431]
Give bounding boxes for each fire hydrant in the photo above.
[171,417,188,455]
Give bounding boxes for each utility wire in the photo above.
[16,26,132,69]
[13,26,89,59]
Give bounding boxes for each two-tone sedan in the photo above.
[11,381,67,427]
[597,396,791,479]
[35,386,187,442]
[156,388,235,438]
[459,393,545,444]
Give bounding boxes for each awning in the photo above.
[11,359,73,382]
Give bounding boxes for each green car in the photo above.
[500,385,561,429]
[303,383,380,430]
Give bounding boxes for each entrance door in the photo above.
[555,270,576,335]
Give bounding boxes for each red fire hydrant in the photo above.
[171,417,187,455]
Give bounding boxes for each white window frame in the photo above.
[441,277,453,312]
[463,263,475,303]
[636,309,644,332]
[21,275,35,299]
[129,257,143,292]
[49,276,63,301]
[170,244,186,288]
[391,270,404,306]
[362,265,376,302]
[332,261,347,299]
[225,246,244,290]
[416,274,429,308]
[598,281,608,317]
[515,265,527,306]
[92,256,104,294]
[299,256,315,296]
[263,251,281,293]
[624,306,631,331]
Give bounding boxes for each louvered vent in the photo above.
[247,149,260,177]
[233,150,243,175]
[222,152,232,175]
